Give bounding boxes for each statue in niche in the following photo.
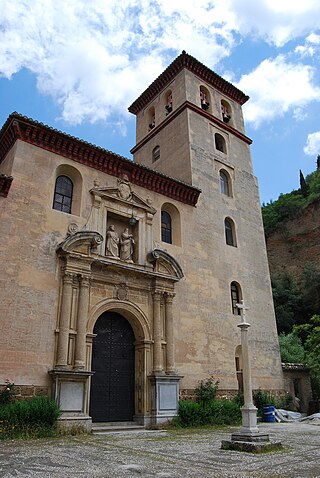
[120,228,135,263]
[106,225,119,257]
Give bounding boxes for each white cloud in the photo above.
[0,0,320,127]
[304,131,320,156]
[237,55,320,127]
[227,0,320,46]
[306,33,320,44]
[294,32,320,57]
[0,0,237,125]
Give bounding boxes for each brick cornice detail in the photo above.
[131,101,252,155]
[128,51,249,115]
[0,113,201,206]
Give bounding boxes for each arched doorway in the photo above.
[90,312,135,422]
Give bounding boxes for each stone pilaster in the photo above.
[165,292,175,374]
[153,290,163,373]
[56,272,74,368]
[74,275,90,370]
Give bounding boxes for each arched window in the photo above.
[200,86,211,112]
[231,282,241,315]
[152,145,160,162]
[220,170,230,196]
[215,133,226,153]
[221,100,232,124]
[53,175,73,214]
[161,203,181,246]
[165,90,172,115]
[161,211,172,244]
[225,218,236,246]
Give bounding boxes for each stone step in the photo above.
[92,422,145,434]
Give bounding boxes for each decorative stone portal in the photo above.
[89,312,135,423]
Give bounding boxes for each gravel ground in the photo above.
[0,422,320,478]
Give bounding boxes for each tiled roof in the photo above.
[128,51,249,114]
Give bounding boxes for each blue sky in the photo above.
[1,0,320,204]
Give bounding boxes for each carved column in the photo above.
[74,275,90,370]
[165,292,175,374]
[56,272,74,368]
[153,291,163,373]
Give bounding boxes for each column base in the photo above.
[238,404,259,434]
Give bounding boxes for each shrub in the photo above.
[203,399,241,425]
[177,398,241,427]
[194,377,219,407]
[0,397,61,439]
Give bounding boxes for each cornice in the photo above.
[128,51,249,115]
[130,101,252,155]
[0,113,201,206]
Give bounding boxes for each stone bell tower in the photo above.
[128,51,284,395]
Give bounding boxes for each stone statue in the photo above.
[106,225,119,257]
[120,228,135,262]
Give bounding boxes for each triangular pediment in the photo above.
[90,186,156,215]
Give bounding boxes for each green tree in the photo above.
[299,170,308,197]
[301,262,320,318]
[271,274,302,334]
[294,315,320,399]
[278,333,305,363]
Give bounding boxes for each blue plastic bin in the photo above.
[263,405,276,422]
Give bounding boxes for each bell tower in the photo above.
[128,50,250,188]
[129,51,284,398]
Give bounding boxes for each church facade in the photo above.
[0,52,284,429]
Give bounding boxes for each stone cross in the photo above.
[236,300,250,325]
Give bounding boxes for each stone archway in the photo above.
[89,311,135,422]
[88,300,151,424]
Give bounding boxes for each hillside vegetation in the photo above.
[262,159,320,398]
[262,160,320,237]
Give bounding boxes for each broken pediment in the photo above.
[56,231,103,256]
[147,249,184,281]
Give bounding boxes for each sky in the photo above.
[1,0,320,204]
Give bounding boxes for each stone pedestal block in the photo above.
[49,369,93,431]
[148,374,182,425]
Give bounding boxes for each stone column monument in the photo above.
[221,301,283,452]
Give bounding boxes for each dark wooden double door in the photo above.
[90,312,135,423]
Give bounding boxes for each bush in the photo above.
[203,399,241,425]
[177,398,241,427]
[178,400,202,427]
[194,377,219,406]
[278,333,305,363]
[0,397,61,439]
